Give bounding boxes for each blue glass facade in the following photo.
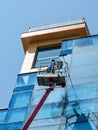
[0,35,98,129]
[28,35,98,130]
[0,73,36,130]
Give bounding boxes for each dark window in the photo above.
[34,46,61,68]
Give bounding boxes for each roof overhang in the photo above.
[21,23,90,53]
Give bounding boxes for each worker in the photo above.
[47,59,56,74]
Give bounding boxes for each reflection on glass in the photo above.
[72,119,93,130]
[5,108,27,122]
[33,103,63,119]
[34,46,61,68]
[64,100,81,117]
[32,88,65,105]
[62,35,98,50]
[9,91,32,108]
[72,51,98,67]
[0,122,23,130]
[13,85,34,92]
[70,64,98,79]
[61,121,93,130]
[30,118,61,127]
[75,37,93,47]
[16,73,36,87]
[0,109,7,122]
[28,125,59,130]
[67,83,97,101]
[62,40,74,49]
[60,49,72,56]
[92,35,98,45]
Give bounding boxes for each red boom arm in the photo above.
[22,88,53,130]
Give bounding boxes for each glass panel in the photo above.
[36,46,60,59]
[36,57,59,68]
[29,18,84,32]
[30,118,61,127]
[92,35,98,45]
[64,101,81,117]
[27,103,62,120]
[34,46,61,68]
[0,121,23,130]
[31,88,65,105]
[28,125,59,130]
[68,76,98,85]
[35,103,62,119]
[70,64,98,79]
[62,35,98,51]
[60,49,72,56]
[66,83,98,101]
[60,116,77,125]
[62,35,98,54]
[91,120,98,130]
[63,98,98,118]
[73,44,98,54]
[89,112,98,121]
[60,113,98,130]
[5,108,27,122]
[13,85,34,93]
[16,73,36,87]
[0,109,7,122]
[60,122,94,130]
[80,99,98,113]
[71,51,98,67]
[75,37,94,47]
[61,40,74,49]
[72,122,93,130]
[9,91,32,108]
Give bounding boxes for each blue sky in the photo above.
[0,0,98,108]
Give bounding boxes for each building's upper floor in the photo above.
[21,18,90,74]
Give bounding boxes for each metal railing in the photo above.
[29,18,85,32]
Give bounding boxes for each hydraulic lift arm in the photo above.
[22,60,66,130]
[22,88,53,130]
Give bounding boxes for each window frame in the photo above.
[32,44,61,68]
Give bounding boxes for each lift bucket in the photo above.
[37,74,66,87]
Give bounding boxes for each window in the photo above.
[34,46,61,68]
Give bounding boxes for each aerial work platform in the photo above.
[22,73,66,130]
[37,74,66,87]
[37,59,66,87]
[22,59,66,130]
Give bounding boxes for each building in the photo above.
[0,18,98,130]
